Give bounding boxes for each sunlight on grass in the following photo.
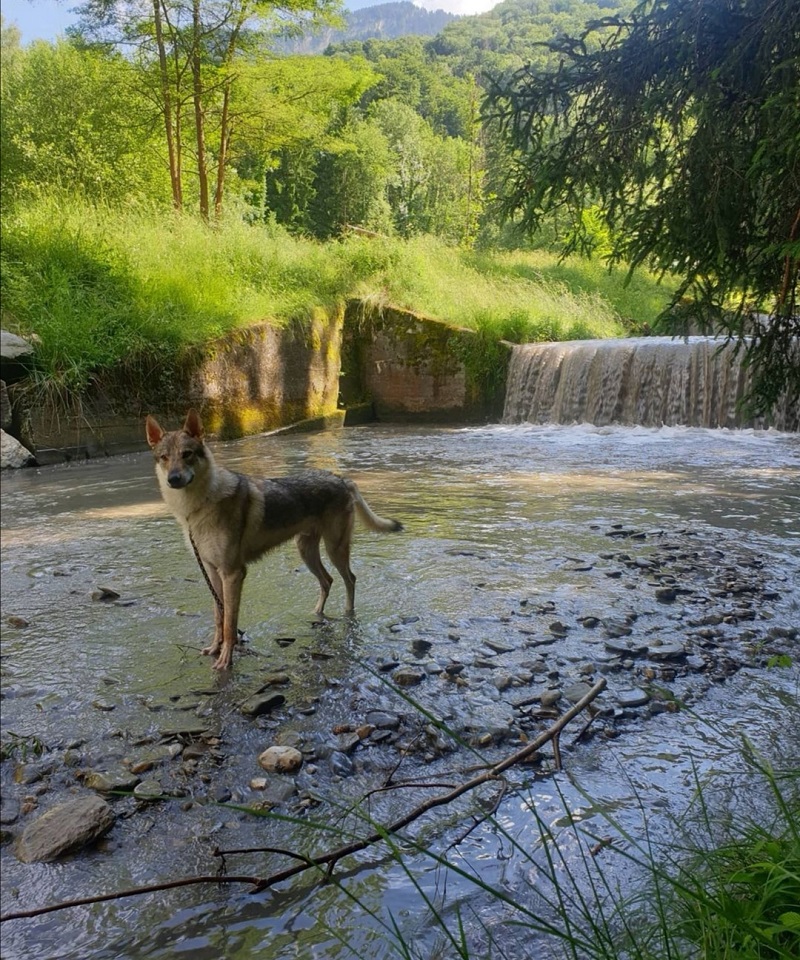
[0,195,675,391]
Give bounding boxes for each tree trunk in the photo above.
[153,0,181,209]
[191,0,209,220]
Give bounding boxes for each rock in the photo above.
[540,689,562,708]
[158,716,211,737]
[563,682,593,704]
[0,797,20,825]
[16,795,115,863]
[0,380,11,431]
[330,751,355,777]
[258,746,303,774]
[549,621,569,637]
[133,779,165,802]
[365,710,401,730]
[602,618,634,638]
[241,692,286,718]
[91,587,120,602]
[0,429,36,470]
[655,587,678,602]
[648,642,687,661]
[0,331,35,386]
[616,689,651,708]
[392,667,425,687]
[604,639,649,657]
[84,767,140,794]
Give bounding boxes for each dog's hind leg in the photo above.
[296,532,333,615]
[323,521,356,615]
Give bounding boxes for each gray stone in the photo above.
[241,692,286,718]
[649,642,687,661]
[617,689,651,708]
[133,779,165,802]
[604,638,649,657]
[563,682,594,704]
[0,429,36,470]
[0,330,34,363]
[16,795,115,863]
[84,766,140,794]
[158,716,211,737]
[540,689,562,708]
[365,711,401,730]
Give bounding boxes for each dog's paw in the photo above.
[201,642,221,657]
[212,654,232,671]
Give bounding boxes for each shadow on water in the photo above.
[1,423,799,959]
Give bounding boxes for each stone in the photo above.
[258,746,303,774]
[0,429,36,470]
[617,689,651,708]
[16,795,115,863]
[241,692,286,718]
[84,766,140,794]
[648,642,687,661]
[540,689,562,708]
[563,682,594,704]
[365,711,401,730]
[392,667,425,687]
[133,779,165,802]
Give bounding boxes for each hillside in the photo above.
[278,1,457,54]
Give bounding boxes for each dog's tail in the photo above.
[346,480,403,533]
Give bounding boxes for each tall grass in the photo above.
[0,195,674,392]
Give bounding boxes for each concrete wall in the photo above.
[5,303,512,464]
[341,302,512,423]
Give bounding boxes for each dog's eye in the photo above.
[182,451,194,461]
[159,454,168,462]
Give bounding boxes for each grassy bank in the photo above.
[0,196,674,392]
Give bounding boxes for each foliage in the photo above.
[484,0,800,413]
[0,31,168,205]
[0,197,670,392]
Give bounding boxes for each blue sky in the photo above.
[1,0,498,42]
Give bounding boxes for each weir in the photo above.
[502,336,798,431]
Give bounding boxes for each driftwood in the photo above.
[0,677,606,923]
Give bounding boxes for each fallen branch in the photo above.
[0,678,606,923]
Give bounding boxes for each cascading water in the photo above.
[502,336,798,430]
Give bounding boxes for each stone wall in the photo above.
[2,303,512,465]
[341,302,512,423]
[23,309,345,464]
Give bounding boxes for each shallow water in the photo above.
[1,423,799,959]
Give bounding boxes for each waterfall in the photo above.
[502,337,798,431]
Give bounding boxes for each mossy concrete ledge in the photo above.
[341,302,513,423]
[27,310,344,464]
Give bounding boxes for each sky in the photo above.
[1,0,498,43]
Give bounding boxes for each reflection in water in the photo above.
[1,423,798,959]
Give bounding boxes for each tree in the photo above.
[75,0,341,217]
[0,31,168,205]
[485,0,800,412]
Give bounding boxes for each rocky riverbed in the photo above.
[1,423,798,959]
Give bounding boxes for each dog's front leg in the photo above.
[200,564,225,661]
[213,568,246,671]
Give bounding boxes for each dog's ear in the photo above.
[183,409,204,439]
[145,415,164,448]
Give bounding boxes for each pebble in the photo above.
[258,746,302,774]
[617,689,651,708]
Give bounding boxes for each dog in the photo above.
[145,409,403,670]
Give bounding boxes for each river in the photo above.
[1,422,799,959]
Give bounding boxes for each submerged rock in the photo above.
[16,795,115,862]
[258,746,302,774]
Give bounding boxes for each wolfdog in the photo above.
[145,409,403,670]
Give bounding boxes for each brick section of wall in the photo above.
[341,302,512,423]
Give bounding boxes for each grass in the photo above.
[0,194,674,393]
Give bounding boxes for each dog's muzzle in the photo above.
[167,471,191,489]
